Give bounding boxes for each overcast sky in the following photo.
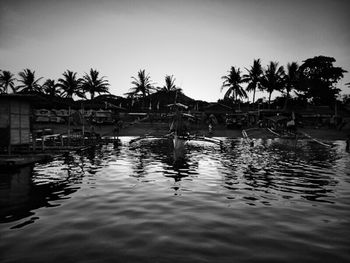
[1,0,349,102]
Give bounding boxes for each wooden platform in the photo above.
[0,154,53,168]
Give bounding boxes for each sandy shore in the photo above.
[33,122,349,140]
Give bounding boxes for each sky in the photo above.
[1,0,349,102]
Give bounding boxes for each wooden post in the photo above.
[42,136,45,151]
[82,103,85,146]
[68,106,71,146]
[8,101,11,155]
[33,134,36,151]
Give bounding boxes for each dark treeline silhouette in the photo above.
[221,55,348,108]
[0,56,348,110]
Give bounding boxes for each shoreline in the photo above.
[33,122,350,141]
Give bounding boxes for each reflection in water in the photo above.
[0,146,116,226]
[0,138,347,226]
[1,137,350,263]
[0,165,80,226]
[128,138,199,188]
[219,138,341,205]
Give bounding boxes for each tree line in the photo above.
[0,55,348,107]
[0,68,110,100]
[221,55,348,107]
[0,68,181,101]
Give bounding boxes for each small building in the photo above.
[93,110,114,124]
[204,103,232,123]
[0,95,33,153]
[34,108,51,123]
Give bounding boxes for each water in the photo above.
[1,137,350,263]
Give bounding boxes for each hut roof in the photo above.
[264,115,288,123]
[204,103,232,113]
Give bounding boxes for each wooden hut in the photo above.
[204,103,232,123]
[0,95,32,153]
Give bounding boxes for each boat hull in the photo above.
[173,135,186,161]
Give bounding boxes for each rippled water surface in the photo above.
[1,137,350,263]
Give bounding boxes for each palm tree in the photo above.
[42,79,62,97]
[161,75,182,93]
[58,70,84,99]
[221,66,248,103]
[127,69,155,108]
[244,59,263,105]
[81,68,110,100]
[282,62,299,109]
[284,62,299,98]
[158,74,182,107]
[0,70,16,93]
[17,69,43,94]
[260,62,285,107]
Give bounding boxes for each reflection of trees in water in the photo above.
[263,138,339,167]
[220,139,339,203]
[76,144,119,175]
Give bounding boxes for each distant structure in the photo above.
[0,95,32,154]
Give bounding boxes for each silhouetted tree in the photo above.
[42,79,62,97]
[81,68,110,100]
[260,62,285,107]
[282,62,300,109]
[17,69,43,94]
[127,69,155,108]
[0,70,16,93]
[298,56,347,105]
[58,70,84,99]
[244,59,263,104]
[221,66,248,104]
[160,75,181,93]
[158,75,183,106]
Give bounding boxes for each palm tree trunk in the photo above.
[268,92,272,109]
[252,89,256,104]
[142,94,145,110]
[283,91,290,110]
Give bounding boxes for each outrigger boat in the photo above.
[129,102,224,161]
[242,126,333,149]
[167,102,190,155]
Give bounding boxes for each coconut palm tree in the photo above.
[284,62,299,98]
[81,68,110,100]
[161,75,182,93]
[244,59,263,105]
[42,79,62,97]
[17,69,43,94]
[58,70,84,99]
[282,62,299,109]
[260,62,285,107]
[157,75,182,107]
[221,66,248,103]
[0,70,16,93]
[127,69,155,108]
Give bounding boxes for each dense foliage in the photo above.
[1,56,348,109]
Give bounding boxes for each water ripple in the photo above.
[1,137,350,263]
